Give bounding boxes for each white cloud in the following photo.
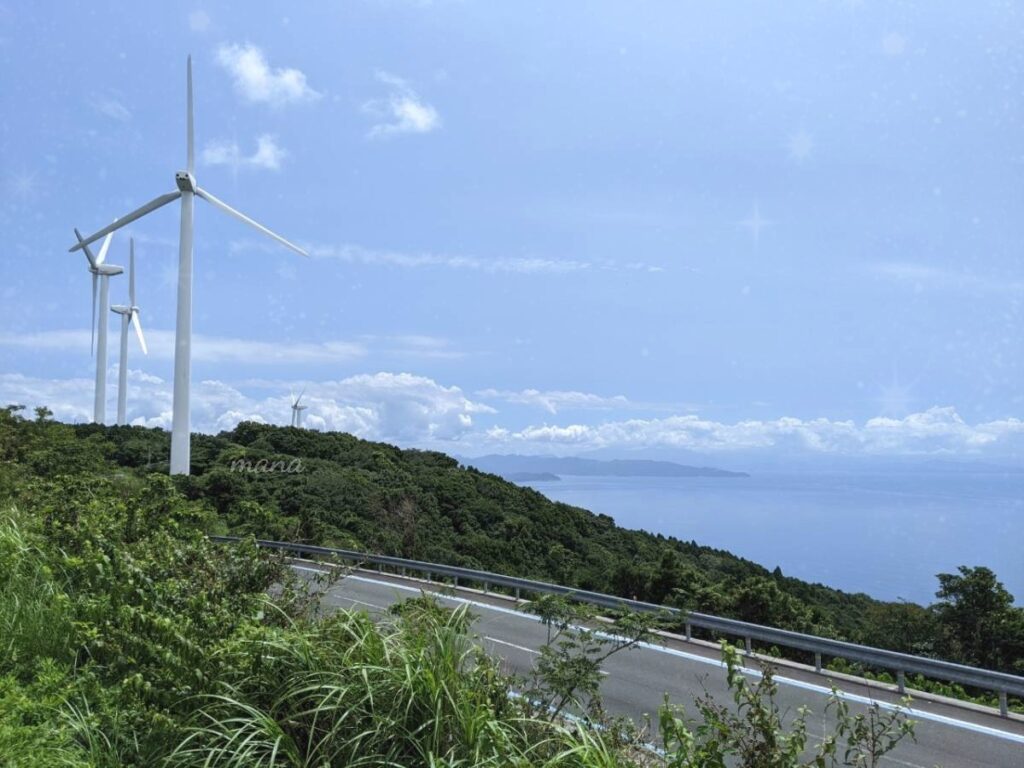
[312,373,495,440]
[867,262,1024,295]
[477,388,632,414]
[0,330,364,365]
[0,371,491,443]
[1,366,1021,457]
[366,335,466,360]
[482,407,1024,456]
[280,242,662,275]
[215,43,321,106]
[310,243,588,273]
[91,94,131,121]
[202,134,287,171]
[363,71,440,138]
[188,9,210,32]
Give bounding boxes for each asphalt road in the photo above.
[301,565,1024,768]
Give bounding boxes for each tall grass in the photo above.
[170,603,635,767]
[0,510,97,766]
[0,509,73,671]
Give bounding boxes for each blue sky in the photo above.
[1,1,1022,460]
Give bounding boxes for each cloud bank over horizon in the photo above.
[2,371,1021,461]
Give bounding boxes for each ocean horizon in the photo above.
[520,469,1024,606]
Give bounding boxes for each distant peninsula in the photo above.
[502,471,562,482]
[466,454,749,479]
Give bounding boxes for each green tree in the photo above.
[933,566,1024,671]
[732,576,814,633]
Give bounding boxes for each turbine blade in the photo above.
[91,272,97,356]
[69,192,181,252]
[295,386,306,407]
[95,230,112,265]
[131,310,148,355]
[195,186,308,257]
[187,55,194,174]
[75,228,98,268]
[129,238,136,306]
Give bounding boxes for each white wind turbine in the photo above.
[290,388,308,428]
[110,238,149,426]
[74,229,121,424]
[70,56,307,474]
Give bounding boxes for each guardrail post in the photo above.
[515,586,520,602]
[814,652,822,674]
[685,622,692,642]
[483,580,489,595]
[744,636,752,655]
[897,670,906,694]
[999,691,1008,718]
[453,576,459,589]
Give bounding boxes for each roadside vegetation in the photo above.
[0,406,1017,765]
[34,409,1019,676]
[0,482,913,766]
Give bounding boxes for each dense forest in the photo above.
[4,406,1023,679]
[1,404,927,765]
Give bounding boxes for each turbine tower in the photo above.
[110,238,149,425]
[74,229,121,424]
[70,56,307,474]
[290,389,308,428]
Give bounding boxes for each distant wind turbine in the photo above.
[74,228,121,424]
[290,389,308,428]
[110,238,148,426]
[70,56,307,474]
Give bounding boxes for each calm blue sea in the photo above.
[520,471,1024,605]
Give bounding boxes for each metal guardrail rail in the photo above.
[212,535,1024,717]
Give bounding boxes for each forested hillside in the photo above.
[5,406,1023,676]
[0,404,933,765]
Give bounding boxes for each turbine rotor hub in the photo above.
[175,171,197,193]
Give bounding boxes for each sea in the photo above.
[519,470,1024,605]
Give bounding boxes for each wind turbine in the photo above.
[74,229,121,424]
[110,238,149,426]
[290,388,308,428]
[69,56,307,474]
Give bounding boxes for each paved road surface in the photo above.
[300,564,1024,768]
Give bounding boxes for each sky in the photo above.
[1,1,1023,462]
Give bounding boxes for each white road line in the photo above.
[343,597,386,611]
[338,573,1024,746]
[485,636,539,655]
[292,565,331,575]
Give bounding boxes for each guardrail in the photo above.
[212,535,1024,717]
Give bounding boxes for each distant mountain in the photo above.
[465,454,749,478]
[503,471,561,482]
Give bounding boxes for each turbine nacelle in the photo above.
[93,263,124,277]
[175,171,197,193]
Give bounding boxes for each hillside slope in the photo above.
[80,419,879,641]
[6,410,1019,671]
